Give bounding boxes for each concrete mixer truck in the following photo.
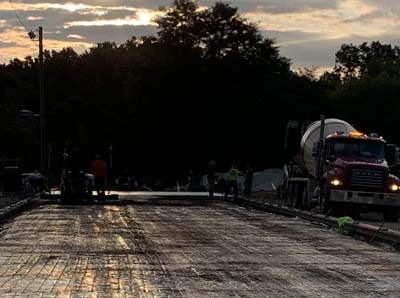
[281,116,400,221]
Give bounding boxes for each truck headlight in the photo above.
[330,179,343,186]
[390,184,399,191]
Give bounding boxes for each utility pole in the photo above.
[38,26,47,176]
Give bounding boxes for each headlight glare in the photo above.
[330,179,342,186]
[390,184,399,191]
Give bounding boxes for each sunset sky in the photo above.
[0,0,399,72]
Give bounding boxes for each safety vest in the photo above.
[228,167,240,181]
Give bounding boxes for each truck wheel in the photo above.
[321,185,331,215]
[294,184,305,209]
[277,185,282,199]
[348,206,360,220]
[286,183,295,207]
[383,208,399,222]
[302,189,311,211]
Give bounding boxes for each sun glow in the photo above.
[64,9,160,28]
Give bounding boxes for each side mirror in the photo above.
[386,144,398,168]
[324,156,336,166]
[328,155,337,162]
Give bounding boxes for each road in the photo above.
[0,197,400,297]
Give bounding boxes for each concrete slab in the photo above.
[0,197,400,297]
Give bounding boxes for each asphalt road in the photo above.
[1,197,400,297]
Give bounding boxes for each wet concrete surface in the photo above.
[1,197,400,297]
[0,193,26,208]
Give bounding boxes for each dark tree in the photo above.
[335,41,400,79]
[0,0,329,183]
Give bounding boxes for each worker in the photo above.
[207,160,216,197]
[226,163,240,199]
[90,155,108,197]
[244,163,254,197]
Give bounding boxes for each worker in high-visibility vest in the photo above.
[225,163,240,199]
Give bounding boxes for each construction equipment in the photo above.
[281,116,400,221]
[58,168,93,202]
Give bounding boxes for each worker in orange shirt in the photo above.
[90,155,108,197]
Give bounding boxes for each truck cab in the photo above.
[324,133,388,192]
[322,132,400,220]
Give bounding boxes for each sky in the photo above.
[0,0,399,72]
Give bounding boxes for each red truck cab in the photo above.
[322,132,400,220]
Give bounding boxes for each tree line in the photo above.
[1,0,400,183]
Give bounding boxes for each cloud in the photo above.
[264,30,325,44]
[280,33,400,71]
[343,10,382,23]
[27,16,43,20]
[362,0,400,10]
[63,9,161,28]
[196,0,341,14]
[0,27,93,62]
[50,25,156,44]
[67,33,83,39]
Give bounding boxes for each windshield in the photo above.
[329,139,384,159]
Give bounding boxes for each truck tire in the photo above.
[302,189,311,211]
[294,184,303,209]
[286,183,295,207]
[383,208,399,222]
[321,185,331,215]
[277,185,283,200]
[348,205,360,220]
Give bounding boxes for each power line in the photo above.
[6,0,39,50]
[0,34,25,42]
[8,0,30,32]
[0,33,38,47]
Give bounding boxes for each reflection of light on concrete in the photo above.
[108,259,120,292]
[140,284,150,293]
[104,206,115,221]
[117,235,129,249]
[82,268,95,293]
[108,205,120,212]
[118,207,154,295]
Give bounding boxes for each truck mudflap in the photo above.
[330,189,400,206]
